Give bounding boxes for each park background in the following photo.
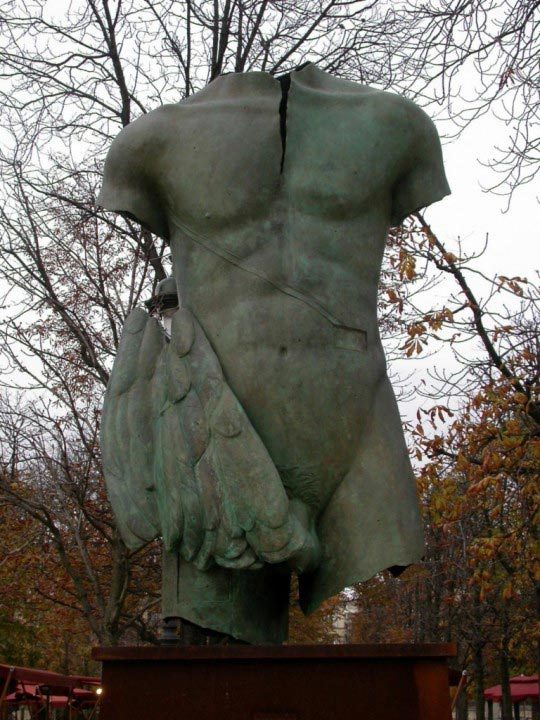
[0,2,537,719]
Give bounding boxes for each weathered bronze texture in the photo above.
[99,63,450,643]
[93,644,457,720]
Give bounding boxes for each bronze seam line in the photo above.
[169,212,368,340]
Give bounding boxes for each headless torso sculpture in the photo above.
[99,63,450,644]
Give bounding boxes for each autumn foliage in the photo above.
[0,7,538,720]
[347,219,539,719]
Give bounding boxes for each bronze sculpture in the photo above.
[99,63,450,644]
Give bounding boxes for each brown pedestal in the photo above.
[92,643,456,720]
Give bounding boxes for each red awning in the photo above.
[6,690,99,710]
[72,687,100,707]
[484,675,539,703]
[0,663,99,690]
[6,693,40,705]
[1,663,101,711]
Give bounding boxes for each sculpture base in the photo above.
[92,643,456,720]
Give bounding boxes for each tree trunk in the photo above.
[533,581,540,720]
[500,618,513,720]
[60,633,70,675]
[456,682,468,720]
[472,643,485,720]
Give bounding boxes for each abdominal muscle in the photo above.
[171,229,388,515]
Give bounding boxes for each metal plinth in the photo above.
[92,643,456,720]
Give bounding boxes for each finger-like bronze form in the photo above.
[102,306,320,573]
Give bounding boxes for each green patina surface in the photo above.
[99,63,450,644]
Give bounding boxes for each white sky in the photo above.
[390,108,539,422]
[426,113,539,277]
[1,2,538,412]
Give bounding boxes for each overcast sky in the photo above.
[426,111,538,279]
[1,3,537,412]
[390,103,538,421]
